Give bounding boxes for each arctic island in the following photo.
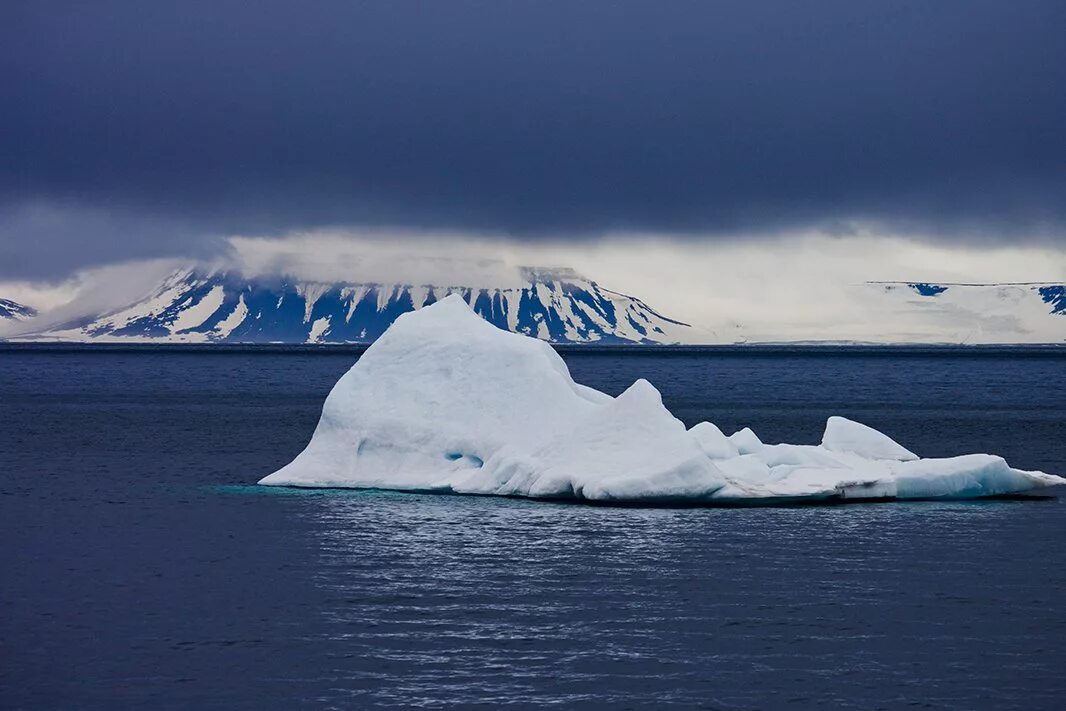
[259,295,1064,504]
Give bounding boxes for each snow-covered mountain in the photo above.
[21,267,695,344]
[0,298,37,321]
[7,270,1065,345]
[856,281,1065,344]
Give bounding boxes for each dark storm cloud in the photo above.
[2,0,1065,276]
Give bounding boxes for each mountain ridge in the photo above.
[16,267,697,345]
[6,273,1065,345]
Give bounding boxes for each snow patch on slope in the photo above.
[308,316,331,343]
[214,294,248,339]
[171,285,225,332]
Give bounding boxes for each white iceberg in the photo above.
[259,295,1064,504]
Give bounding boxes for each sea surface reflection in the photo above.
[2,348,1064,708]
[282,489,1066,709]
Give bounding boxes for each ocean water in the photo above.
[1,347,1065,709]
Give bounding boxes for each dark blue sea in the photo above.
[2,346,1065,710]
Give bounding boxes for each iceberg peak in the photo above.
[729,427,763,455]
[822,416,918,462]
[689,422,740,460]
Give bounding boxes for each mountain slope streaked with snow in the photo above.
[21,268,697,344]
[0,298,37,321]
[7,273,1065,345]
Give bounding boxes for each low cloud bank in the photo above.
[3,230,1062,341]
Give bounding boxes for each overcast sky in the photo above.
[2,0,1065,281]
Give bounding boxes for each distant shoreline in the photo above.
[3,341,1065,356]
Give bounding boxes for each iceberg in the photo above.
[259,295,1065,504]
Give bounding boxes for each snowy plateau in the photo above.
[850,281,1066,345]
[259,295,1064,504]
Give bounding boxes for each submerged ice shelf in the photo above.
[259,295,1064,504]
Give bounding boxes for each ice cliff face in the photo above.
[29,267,693,344]
[0,298,37,321]
[260,295,1065,504]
